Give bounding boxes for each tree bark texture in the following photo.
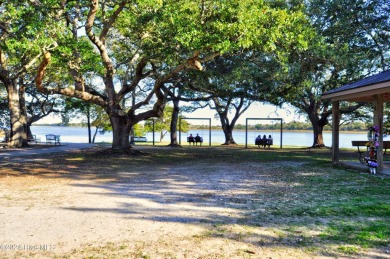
[110,115,131,152]
[222,126,236,145]
[169,98,180,146]
[218,113,237,145]
[6,79,28,147]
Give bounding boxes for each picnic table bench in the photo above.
[351,140,390,163]
[46,134,61,145]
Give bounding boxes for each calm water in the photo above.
[31,125,373,148]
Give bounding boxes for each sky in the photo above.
[183,102,305,126]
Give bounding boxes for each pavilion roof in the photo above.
[322,69,390,102]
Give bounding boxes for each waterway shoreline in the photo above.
[26,125,373,148]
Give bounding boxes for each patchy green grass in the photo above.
[2,146,389,258]
[320,221,390,247]
[168,147,390,256]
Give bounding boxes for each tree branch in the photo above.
[116,56,149,101]
[35,51,107,107]
[100,0,128,43]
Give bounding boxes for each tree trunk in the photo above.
[110,115,131,152]
[92,126,99,143]
[315,123,326,147]
[168,98,180,147]
[26,121,33,139]
[312,122,324,147]
[316,116,329,147]
[307,104,326,148]
[219,114,237,145]
[19,80,30,144]
[212,97,249,145]
[222,126,236,145]
[216,106,237,145]
[87,104,92,143]
[6,80,28,147]
[160,131,164,143]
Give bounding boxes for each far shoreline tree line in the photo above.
[30,120,372,133]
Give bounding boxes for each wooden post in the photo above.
[373,95,384,172]
[332,101,340,164]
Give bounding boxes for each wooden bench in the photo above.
[351,140,390,163]
[187,136,203,146]
[46,134,61,145]
[351,141,369,163]
[131,136,147,142]
[28,134,41,144]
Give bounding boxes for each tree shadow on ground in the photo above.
[1,146,389,258]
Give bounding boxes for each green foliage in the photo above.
[178,119,189,133]
[4,0,388,148]
[271,0,390,146]
[132,124,145,137]
[143,106,190,140]
[0,1,55,68]
[62,98,112,132]
[91,106,112,133]
[144,106,172,133]
[116,0,313,61]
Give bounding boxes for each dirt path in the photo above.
[0,146,388,258]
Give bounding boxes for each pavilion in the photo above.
[322,69,390,174]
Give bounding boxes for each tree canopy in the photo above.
[2,0,386,150]
[31,0,314,151]
[274,0,390,147]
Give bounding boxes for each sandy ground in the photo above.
[0,146,388,258]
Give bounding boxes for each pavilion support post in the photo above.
[332,101,340,164]
[373,95,384,172]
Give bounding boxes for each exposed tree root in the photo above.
[97,147,148,156]
[221,142,238,145]
[166,144,183,148]
[310,144,330,149]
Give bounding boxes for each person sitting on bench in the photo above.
[261,135,267,148]
[255,135,262,146]
[267,135,273,148]
[194,134,203,145]
[188,134,195,145]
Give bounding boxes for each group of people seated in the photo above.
[255,134,273,148]
[187,133,203,146]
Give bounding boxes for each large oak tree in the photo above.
[282,0,390,147]
[0,0,60,147]
[35,0,313,152]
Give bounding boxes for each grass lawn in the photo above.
[0,145,389,258]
